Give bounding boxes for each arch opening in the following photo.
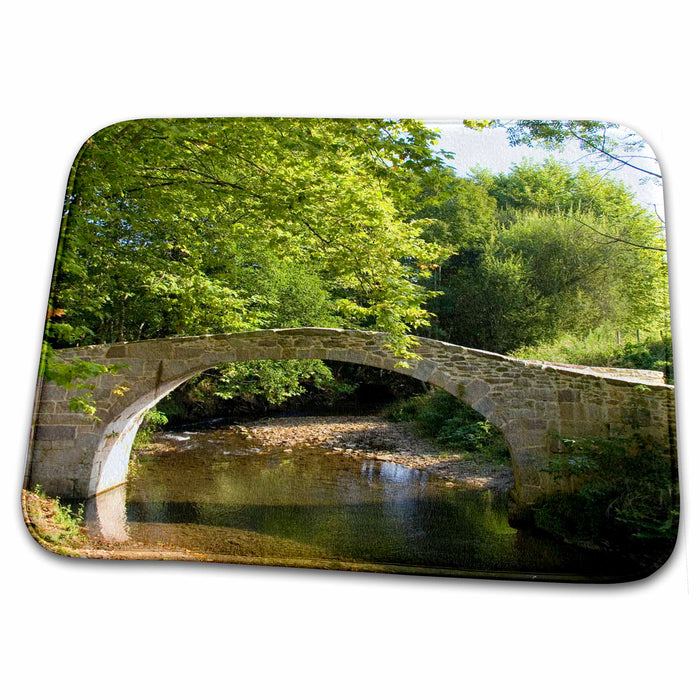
[91,353,516,501]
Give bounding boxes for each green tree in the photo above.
[475,158,665,249]
[482,119,662,182]
[422,161,669,353]
[54,118,452,353]
[415,171,497,250]
[48,118,461,408]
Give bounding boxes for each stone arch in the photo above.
[27,328,674,507]
[88,335,524,498]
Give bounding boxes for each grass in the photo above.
[514,327,673,381]
[23,486,87,554]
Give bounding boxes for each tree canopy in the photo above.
[485,119,662,182]
[45,118,672,411]
[421,159,669,353]
[52,118,457,354]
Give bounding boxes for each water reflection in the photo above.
[84,485,128,542]
[83,424,633,580]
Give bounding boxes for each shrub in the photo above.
[534,433,679,549]
[132,408,169,449]
[386,389,509,458]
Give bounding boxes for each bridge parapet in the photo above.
[537,361,668,385]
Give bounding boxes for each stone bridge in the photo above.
[26,328,676,508]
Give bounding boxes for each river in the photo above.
[83,416,641,582]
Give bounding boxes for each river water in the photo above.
[106,420,640,582]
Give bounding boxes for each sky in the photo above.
[426,121,665,217]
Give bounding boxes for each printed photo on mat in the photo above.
[23,118,678,581]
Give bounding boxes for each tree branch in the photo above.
[567,215,666,252]
[568,129,662,179]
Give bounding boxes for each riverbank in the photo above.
[236,414,514,491]
[23,489,211,560]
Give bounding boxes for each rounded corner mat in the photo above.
[24,117,678,582]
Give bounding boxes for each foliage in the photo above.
[44,119,672,417]
[41,305,123,416]
[214,359,341,405]
[415,170,498,249]
[156,360,359,424]
[40,341,124,418]
[515,328,674,381]
[422,160,669,354]
[386,389,509,458]
[25,486,85,550]
[132,408,169,450]
[474,158,666,251]
[46,117,465,407]
[425,212,667,353]
[505,211,666,328]
[491,120,662,182]
[53,118,452,353]
[534,433,679,548]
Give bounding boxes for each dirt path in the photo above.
[236,414,514,491]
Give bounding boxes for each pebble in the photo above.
[236,414,513,491]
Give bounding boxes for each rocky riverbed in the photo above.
[231,415,514,491]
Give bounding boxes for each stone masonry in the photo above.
[25,328,677,506]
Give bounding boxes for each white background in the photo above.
[2,2,697,697]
